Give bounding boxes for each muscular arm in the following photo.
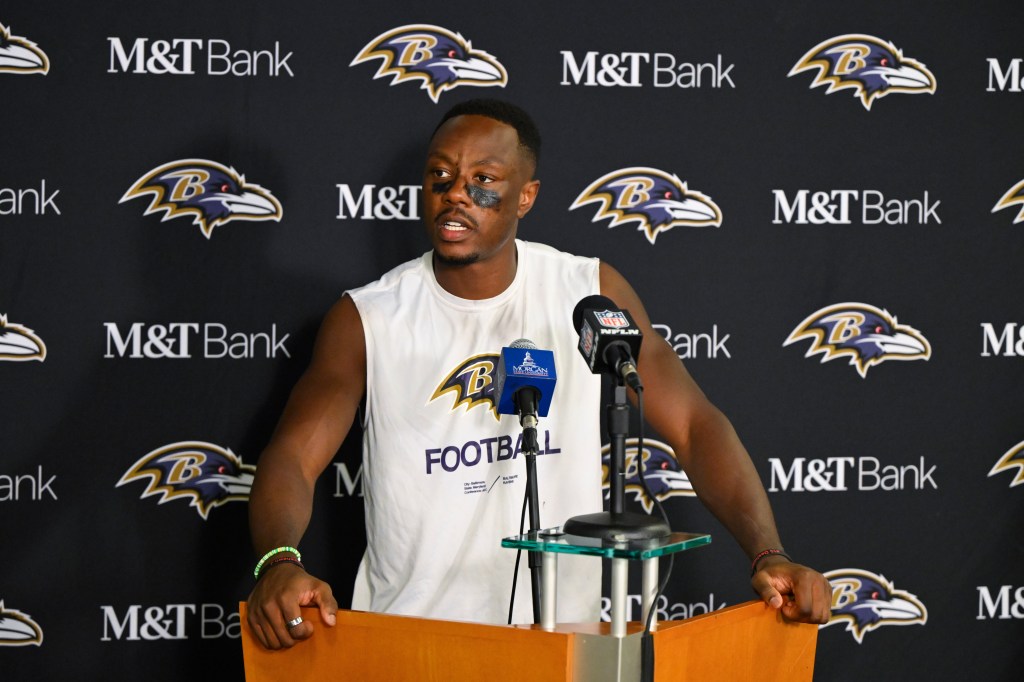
[600,263,830,623]
[246,294,367,647]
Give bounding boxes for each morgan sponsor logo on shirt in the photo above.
[351,24,507,103]
[571,167,722,245]
[789,34,936,110]
[823,569,927,643]
[120,159,283,239]
[784,303,930,378]
[116,441,254,519]
[0,22,48,74]
[0,314,46,362]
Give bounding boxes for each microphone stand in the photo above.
[523,425,543,624]
[563,378,670,540]
[516,388,544,624]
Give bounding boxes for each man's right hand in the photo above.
[246,564,339,649]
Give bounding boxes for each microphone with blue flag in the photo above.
[493,339,557,454]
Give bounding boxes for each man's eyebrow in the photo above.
[426,151,508,168]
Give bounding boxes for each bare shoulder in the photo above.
[308,294,366,383]
[598,261,652,328]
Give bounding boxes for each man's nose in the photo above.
[441,176,471,205]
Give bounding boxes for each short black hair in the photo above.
[432,98,541,172]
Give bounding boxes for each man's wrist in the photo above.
[750,548,792,576]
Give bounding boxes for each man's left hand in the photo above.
[751,560,833,624]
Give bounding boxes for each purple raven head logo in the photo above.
[823,569,927,643]
[571,167,722,245]
[0,22,49,74]
[116,441,255,519]
[430,353,500,421]
[601,438,694,513]
[992,179,1024,224]
[351,24,507,103]
[784,303,931,378]
[0,314,46,362]
[789,34,936,110]
[0,601,43,647]
[989,439,1024,488]
[120,159,283,239]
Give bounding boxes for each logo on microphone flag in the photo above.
[512,351,549,377]
[595,310,630,328]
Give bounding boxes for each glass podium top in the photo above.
[502,527,711,561]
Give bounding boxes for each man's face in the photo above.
[423,114,538,266]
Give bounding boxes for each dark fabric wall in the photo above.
[2,2,1022,679]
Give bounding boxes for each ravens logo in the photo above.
[0,601,43,647]
[823,569,927,643]
[992,179,1024,224]
[116,441,255,519]
[989,439,1024,488]
[120,159,283,239]
[0,314,46,362]
[784,303,930,378]
[430,353,501,421]
[571,167,722,245]
[351,24,507,103]
[0,22,49,74]
[602,438,694,513]
[789,34,936,110]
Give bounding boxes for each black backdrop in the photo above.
[3,2,1023,680]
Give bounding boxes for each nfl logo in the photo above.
[595,310,629,328]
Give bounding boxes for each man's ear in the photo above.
[517,179,540,219]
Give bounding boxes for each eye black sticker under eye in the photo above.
[432,181,452,194]
[466,184,500,208]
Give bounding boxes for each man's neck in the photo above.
[432,245,518,300]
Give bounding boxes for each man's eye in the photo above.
[477,176,493,183]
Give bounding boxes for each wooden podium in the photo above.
[239,600,817,681]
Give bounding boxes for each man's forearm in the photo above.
[679,408,783,560]
[248,449,318,556]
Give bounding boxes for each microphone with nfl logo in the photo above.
[573,295,643,390]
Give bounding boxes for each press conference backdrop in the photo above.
[2,1,1023,679]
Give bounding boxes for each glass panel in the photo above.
[502,527,711,560]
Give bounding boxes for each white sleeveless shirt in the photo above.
[347,240,603,624]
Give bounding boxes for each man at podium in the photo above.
[245,99,832,649]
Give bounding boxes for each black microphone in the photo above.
[573,295,643,390]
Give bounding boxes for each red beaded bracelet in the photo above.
[256,556,305,580]
[750,549,792,576]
